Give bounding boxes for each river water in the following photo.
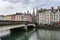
[1,28,60,40]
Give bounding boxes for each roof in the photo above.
[0,15,4,17]
[38,8,59,13]
[16,13,23,15]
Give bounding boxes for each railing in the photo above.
[0,20,29,26]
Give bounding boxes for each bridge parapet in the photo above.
[0,20,29,26]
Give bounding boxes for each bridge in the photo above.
[0,20,35,38]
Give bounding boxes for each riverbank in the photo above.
[35,25,60,30]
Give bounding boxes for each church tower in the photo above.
[36,8,38,16]
[33,8,35,16]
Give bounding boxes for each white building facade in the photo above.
[37,7,60,25]
[37,9,51,24]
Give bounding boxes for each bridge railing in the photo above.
[0,20,29,26]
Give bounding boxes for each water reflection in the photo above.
[2,28,60,40]
[28,29,60,40]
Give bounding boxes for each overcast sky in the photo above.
[0,0,60,15]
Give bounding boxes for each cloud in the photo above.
[0,0,60,15]
[3,0,21,3]
[0,1,9,9]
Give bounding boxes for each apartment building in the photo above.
[4,15,11,20]
[0,15,4,20]
[22,14,33,22]
[4,12,33,22]
[36,6,60,25]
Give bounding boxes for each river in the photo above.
[1,28,60,40]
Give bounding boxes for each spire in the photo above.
[33,8,35,16]
[36,7,38,13]
[36,7,38,16]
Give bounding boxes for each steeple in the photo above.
[33,8,35,16]
[36,7,38,13]
[36,8,38,16]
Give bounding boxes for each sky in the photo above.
[0,0,60,15]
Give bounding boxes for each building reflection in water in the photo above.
[28,29,60,40]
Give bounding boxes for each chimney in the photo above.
[51,7,54,12]
[57,6,60,12]
[24,12,26,14]
[27,10,29,14]
[41,8,42,11]
[44,8,46,11]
